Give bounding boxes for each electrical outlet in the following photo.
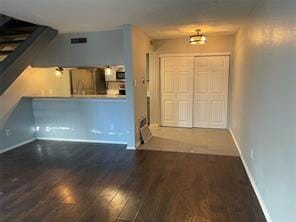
[5,129,11,136]
[250,149,254,160]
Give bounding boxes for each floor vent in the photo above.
[139,116,152,143]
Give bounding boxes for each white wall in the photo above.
[131,27,151,145]
[150,35,234,125]
[230,2,296,221]
[154,35,234,54]
[24,67,71,97]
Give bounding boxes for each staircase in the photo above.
[0,14,57,95]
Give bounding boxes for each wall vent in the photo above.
[139,116,152,143]
[71,38,87,44]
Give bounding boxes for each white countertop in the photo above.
[23,94,126,100]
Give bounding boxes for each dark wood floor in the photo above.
[0,140,266,222]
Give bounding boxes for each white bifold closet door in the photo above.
[160,55,229,129]
[193,56,229,128]
[160,57,194,127]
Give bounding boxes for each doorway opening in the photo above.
[142,54,235,156]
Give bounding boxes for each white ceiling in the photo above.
[0,0,259,39]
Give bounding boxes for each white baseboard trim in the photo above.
[0,138,36,154]
[36,137,142,151]
[229,128,272,222]
[126,141,141,150]
[36,137,127,145]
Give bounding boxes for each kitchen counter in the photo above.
[23,94,126,100]
[31,94,129,144]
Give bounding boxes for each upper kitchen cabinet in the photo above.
[32,29,124,67]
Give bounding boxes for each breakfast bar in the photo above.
[26,95,129,145]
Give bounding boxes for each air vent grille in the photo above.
[71,38,87,44]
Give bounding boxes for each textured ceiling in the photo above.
[0,0,259,39]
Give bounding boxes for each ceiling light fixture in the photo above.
[55,67,64,77]
[189,29,207,45]
[105,66,112,76]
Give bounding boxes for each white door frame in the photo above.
[159,52,231,58]
[158,52,231,128]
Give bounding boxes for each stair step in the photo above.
[0,40,23,46]
[12,26,37,32]
[0,31,31,39]
[0,50,14,55]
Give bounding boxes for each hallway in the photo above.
[139,127,238,156]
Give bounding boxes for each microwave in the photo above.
[116,71,125,79]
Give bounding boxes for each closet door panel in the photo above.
[194,56,229,128]
[160,57,194,127]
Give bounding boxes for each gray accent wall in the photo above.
[0,98,35,152]
[32,98,129,144]
[32,29,124,67]
[230,1,296,221]
[0,28,139,150]
[0,97,130,153]
[122,25,136,148]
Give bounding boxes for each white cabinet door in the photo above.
[160,57,194,127]
[193,56,229,128]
